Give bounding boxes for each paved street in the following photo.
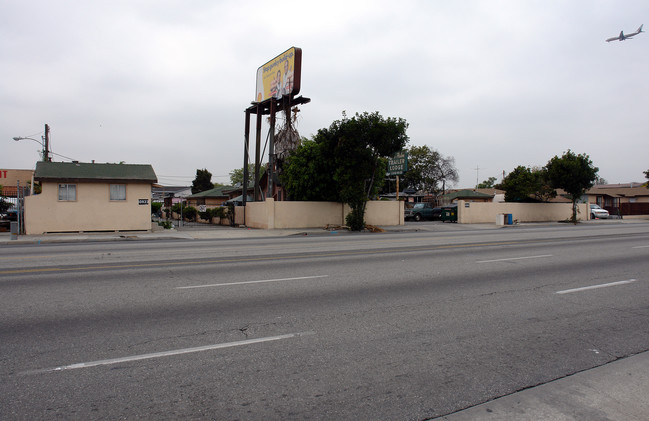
[1,221,648,419]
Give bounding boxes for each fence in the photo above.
[1,183,30,234]
[615,203,649,216]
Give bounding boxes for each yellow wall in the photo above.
[25,181,153,234]
[242,199,404,229]
[457,200,590,223]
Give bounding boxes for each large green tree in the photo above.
[546,150,598,223]
[283,111,409,230]
[281,139,338,201]
[399,146,458,195]
[501,166,555,202]
[401,145,440,192]
[191,169,213,194]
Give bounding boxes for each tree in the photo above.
[191,169,213,194]
[230,163,267,186]
[501,166,556,203]
[281,139,338,201]
[399,146,458,195]
[476,177,497,189]
[283,111,409,230]
[436,155,459,195]
[401,145,440,192]
[594,176,608,185]
[501,166,538,202]
[644,169,649,188]
[546,150,598,224]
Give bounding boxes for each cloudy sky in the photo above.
[2,0,648,187]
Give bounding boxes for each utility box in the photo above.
[10,221,18,240]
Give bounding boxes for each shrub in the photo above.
[183,206,198,221]
[151,202,162,216]
[158,220,173,229]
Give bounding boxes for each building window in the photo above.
[110,184,126,201]
[58,184,76,201]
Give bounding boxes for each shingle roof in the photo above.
[34,162,157,183]
[187,186,234,198]
[443,189,494,200]
[587,186,649,198]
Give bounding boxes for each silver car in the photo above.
[590,204,609,219]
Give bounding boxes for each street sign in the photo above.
[387,151,408,176]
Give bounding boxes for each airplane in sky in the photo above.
[606,24,644,42]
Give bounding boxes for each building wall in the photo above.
[25,181,152,234]
[457,200,589,223]
[242,199,404,229]
[0,169,34,190]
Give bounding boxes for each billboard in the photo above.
[387,151,408,176]
[255,47,302,102]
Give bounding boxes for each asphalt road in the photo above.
[1,223,648,420]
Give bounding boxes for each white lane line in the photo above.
[176,275,329,289]
[556,279,638,295]
[476,255,553,264]
[24,332,315,375]
[632,245,649,249]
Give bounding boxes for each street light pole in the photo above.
[12,123,50,162]
[43,124,50,162]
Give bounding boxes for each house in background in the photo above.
[442,189,496,205]
[185,185,234,209]
[25,161,157,234]
[585,182,649,216]
[152,185,192,208]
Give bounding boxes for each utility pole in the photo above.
[43,124,50,162]
[475,165,480,188]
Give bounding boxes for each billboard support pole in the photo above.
[242,109,251,225]
[244,96,310,206]
[254,106,262,201]
[267,99,276,199]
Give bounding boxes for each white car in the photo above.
[590,204,609,219]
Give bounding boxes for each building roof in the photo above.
[587,185,649,198]
[34,162,157,183]
[443,189,494,200]
[186,185,234,199]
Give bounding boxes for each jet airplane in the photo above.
[606,24,644,42]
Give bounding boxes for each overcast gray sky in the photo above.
[2,0,648,187]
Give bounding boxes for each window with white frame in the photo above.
[58,184,76,201]
[110,184,126,201]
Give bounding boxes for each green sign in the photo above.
[387,151,408,176]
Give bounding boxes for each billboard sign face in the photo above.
[387,151,408,176]
[255,47,302,102]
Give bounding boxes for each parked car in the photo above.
[590,204,609,219]
[404,202,441,221]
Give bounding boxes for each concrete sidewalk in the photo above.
[0,221,501,244]
[1,218,646,245]
[0,225,326,244]
[435,351,649,420]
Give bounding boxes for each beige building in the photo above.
[25,162,157,234]
[0,168,34,194]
